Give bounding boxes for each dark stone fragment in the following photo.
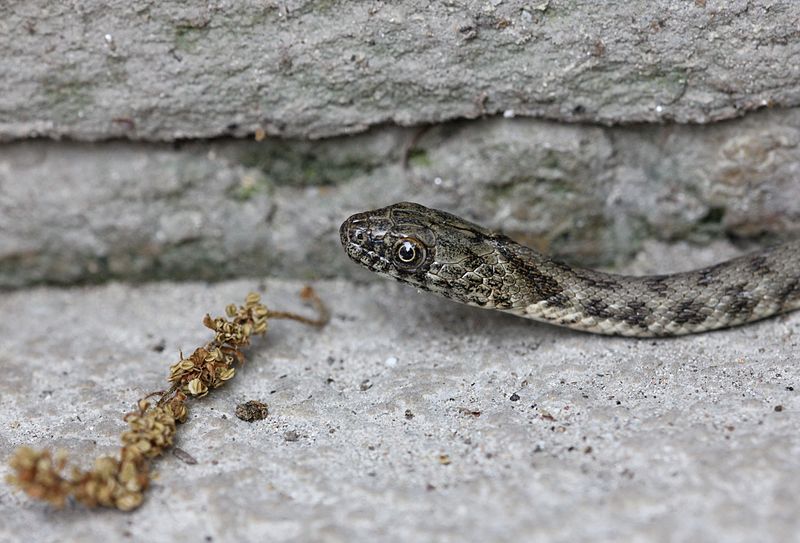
[235,400,269,422]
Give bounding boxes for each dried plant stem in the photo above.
[7,288,327,511]
[267,285,330,327]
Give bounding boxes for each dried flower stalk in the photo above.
[7,288,327,511]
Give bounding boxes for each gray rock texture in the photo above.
[2,0,800,141]
[2,2,800,539]
[2,108,799,288]
[1,276,798,542]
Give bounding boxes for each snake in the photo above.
[339,202,800,337]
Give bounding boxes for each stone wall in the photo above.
[1,0,799,288]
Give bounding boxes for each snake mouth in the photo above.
[338,217,351,251]
[339,212,365,255]
[339,212,391,272]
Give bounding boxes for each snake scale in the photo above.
[340,202,800,337]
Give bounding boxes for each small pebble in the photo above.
[235,400,269,422]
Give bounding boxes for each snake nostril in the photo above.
[340,213,373,248]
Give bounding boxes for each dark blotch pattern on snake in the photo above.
[340,202,800,337]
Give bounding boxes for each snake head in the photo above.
[340,202,501,299]
[340,202,437,282]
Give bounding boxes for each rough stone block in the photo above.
[1,110,799,288]
[2,0,799,141]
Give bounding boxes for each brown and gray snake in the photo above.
[340,202,800,337]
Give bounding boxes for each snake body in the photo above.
[340,202,800,337]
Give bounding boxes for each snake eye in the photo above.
[393,238,426,270]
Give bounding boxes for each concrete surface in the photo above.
[1,257,798,541]
[3,108,800,288]
[3,0,800,141]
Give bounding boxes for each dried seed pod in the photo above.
[186,378,208,397]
